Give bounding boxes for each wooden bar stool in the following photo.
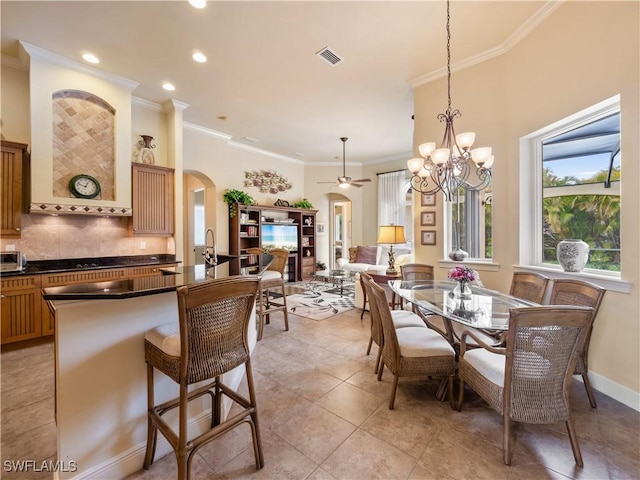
[247,247,290,340]
[143,276,264,480]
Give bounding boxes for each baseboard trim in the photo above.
[68,380,240,480]
[587,371,640,412]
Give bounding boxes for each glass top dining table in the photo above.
[389,279,538,331]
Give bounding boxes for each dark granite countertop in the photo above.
[1,254,179,277]
[42,254,271,301]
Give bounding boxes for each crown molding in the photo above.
[19,41,139,91]
[409,1,564,89]
[228,140,305,166]
[183,122,233,140]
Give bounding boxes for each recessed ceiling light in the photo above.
[192,52,207,63]
[188,0,206,8]
[82,53,100,64]
[162,82,176,92]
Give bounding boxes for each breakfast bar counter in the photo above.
[43,256,268,480]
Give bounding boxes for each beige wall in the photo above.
[413,1,640,397]
[1,1,637,401]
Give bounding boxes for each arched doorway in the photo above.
[183,171,217,266]
[328,193,351,270]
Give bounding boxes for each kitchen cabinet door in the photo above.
[1,141,27,238]
[130,164,174,236]
[1,276,42,344]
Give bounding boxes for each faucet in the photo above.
[203,228,217,267]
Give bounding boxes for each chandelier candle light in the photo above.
[407,0,493,202]
[377,225,406,275]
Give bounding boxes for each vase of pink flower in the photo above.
[448,265,476,299]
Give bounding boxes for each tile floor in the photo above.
[2,307,639,480]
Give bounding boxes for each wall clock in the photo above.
[69,174,101,199]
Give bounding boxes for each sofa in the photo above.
[336,245,412,274]
[336,245,413,309]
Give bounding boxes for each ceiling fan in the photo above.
[318,137,372,188]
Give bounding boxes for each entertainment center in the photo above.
[229,203,318,282]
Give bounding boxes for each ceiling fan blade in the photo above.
[351,178,371,183]
[350,182,364,188]
[317,181,337,184]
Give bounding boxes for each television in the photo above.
[261,224,298,252]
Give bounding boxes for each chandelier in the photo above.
[407,0,493,202]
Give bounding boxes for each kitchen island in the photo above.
[43,256,270,480]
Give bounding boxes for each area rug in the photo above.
[275,282,356,321]
[286,290,355,320]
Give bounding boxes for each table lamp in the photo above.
[377,225,406,275]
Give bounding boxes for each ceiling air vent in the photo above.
[316,47,343,66]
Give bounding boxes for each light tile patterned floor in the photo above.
[2,307,639,479]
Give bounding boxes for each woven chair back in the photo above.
[368,278,400,374]
[176,276,260,384]
[548,279,605,373]
[360,272,382,346]
[400,263,434,281]
[509,272,549,304]
[504,305,593,424]
[264,248,289,274]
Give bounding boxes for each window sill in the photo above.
[438,259,500,272]
[514,264,631,294]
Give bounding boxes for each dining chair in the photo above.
[361,272,428,374]
[359,273,370,319]
[399,263,434,309]
[143,276,264,479]
[400,263,434,281]
[509,271,550,304]
[246,247,290,340]
[369,278,456,409]
[548,279,605,408]
[454,305,594,466]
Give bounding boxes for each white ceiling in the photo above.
[1,1,552,165]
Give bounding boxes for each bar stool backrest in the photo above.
[176,276,260,384]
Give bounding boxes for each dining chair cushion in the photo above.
[396,327,455,358]
[462,348,505,387]
[261,270,282,281]
[391,310,427,329]
[145,322,180,357]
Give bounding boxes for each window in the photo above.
[448,187,493,260]
[377,171,413,249]
[520,95,621,275]
[542,113,620,271]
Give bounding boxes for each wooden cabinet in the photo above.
[127,263,178,278]
[1,141,27,238]
[1,275,42,344]
[229,204,317,282]
[1,263,180,345]
[130,163,174,236]
[40,268,128,288]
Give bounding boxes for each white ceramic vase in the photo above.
[556,239,589,272]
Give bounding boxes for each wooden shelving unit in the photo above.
[229,204,317,282]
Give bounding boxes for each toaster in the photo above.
[0,251,27,272]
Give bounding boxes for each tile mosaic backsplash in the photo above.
[0,214,169,260]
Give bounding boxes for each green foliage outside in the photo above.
[543,167,620,271]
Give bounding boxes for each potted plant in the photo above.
[292,198,314,209]
[223,189,255,217]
